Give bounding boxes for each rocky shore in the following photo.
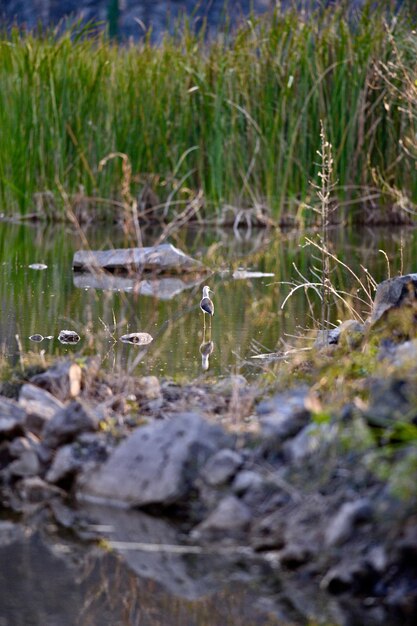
[2,274,417,624]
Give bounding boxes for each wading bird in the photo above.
[200,285,214,328]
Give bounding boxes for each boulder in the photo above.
[42,401,99,449]
[73,243,205,274]
[0,398,26,439]
[19,384,65,435]
[78,413,232,508]
[73,274,205,300]
[30,361,82,401]
[371,273,417,324]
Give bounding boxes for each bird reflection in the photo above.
[199,340,214,371]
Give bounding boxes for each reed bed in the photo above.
[0,2,416,222]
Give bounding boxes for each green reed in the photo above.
[0,3,416,221]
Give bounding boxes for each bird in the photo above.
[200,285,214,318]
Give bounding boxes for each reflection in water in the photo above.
[0,221,416,379]
[200,340,214,371]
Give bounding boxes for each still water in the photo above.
[0,221,413,381]
[0,220,415,625]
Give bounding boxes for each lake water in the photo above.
[0,220,415,626]
[0,221,413,382]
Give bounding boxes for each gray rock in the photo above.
[257,388,312,447]
[325,499,373,547]
[232,470,264,495]
[314,320,364,350]
[370,273,417,324]
[136,376,161,401]
[9,449,40,477]
[78,413,232,508]
[16,477,64,503]
[314,327,341,349]
[200,449,243,486]
[73,243,205,274]
[284,422,338,464]
[46,445,81,483]
[19,384,65,435]
[30,361,82,401]
[191,495,252,541]
[0,398,26,438]
[42,401,99,448]
[250,509,286,551]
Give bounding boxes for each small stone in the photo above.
[250,509,285,551]
[232,470,264,496]
[325,499,373,547]
[120,332,153,345]
[58,330,80,345]
[9,449,40,477]
[338,320,364,350]
[46,445,81,483]
[17,477,64,503]
[31,361,82,401]
[136,376,161,400]
[191,495,252,541]
[200,449,243,486]
[42,400,99,448]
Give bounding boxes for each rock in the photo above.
[19,384,65,435]
[257,388,312,447]
[46,445,81,484]
[338,320,365,350]
[42,401,99,448]
[325,499,373,547]
[213,375,248,395]
[191,495,252,541]
[370,273,417,324]
[278,544,313,569]
[314,320,364,350]
[78,413,232,508]
[136,376,161,400]
[58,330,80,345]
[16,477,64,503]
[283,422,338,463]
[8,448,40,477]
[200,449,243,486]
[364,378,411,428]
[232,470,289,513]
[0,397,26,438]
[250,509,286,551]
[73,243,205,274]
[120,333,153,345]
[314,327,342,349]
[30,361,82,401]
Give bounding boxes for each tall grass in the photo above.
[0,3,416,222]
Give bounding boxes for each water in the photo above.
[0,220,415,626]
[0,221,415,381]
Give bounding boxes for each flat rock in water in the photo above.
[120,332,153,345]
[58,330,80,345]
[78,413,232,508]
[0,398,26,438]
[371,273,417,324]
[73,244,205,274]
[30,361,82,401]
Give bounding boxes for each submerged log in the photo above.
[73,243,206,275]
